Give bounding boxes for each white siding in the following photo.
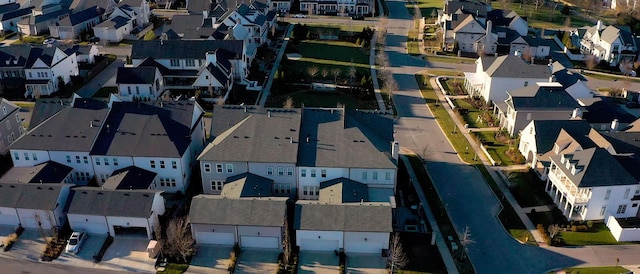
[296,230,343,251]
[344,232,389,254]
[0,206,19,226]
[68,214,109,235]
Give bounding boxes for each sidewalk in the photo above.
[256,24,294,106]
[370,30,387,112]
[428,76,549,247]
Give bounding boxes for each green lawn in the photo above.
[507,170,553,207]
[428,70,464,77]
[490,2,615,29]
[13,35,45,44]
[157,263,189,274]
[406,0,443,18]
[305,23,373,33]
[295,40,369,65]
[560,223,623,246]
[559,266,630,274]
[423,55,476,64]
[266,89,377,109]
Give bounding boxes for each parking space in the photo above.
[298,251,339,274]
[346,254,387,274]
[235,249,279,274]
[54,234,106,269]
[95,236,155,273]
[186,245,231,274]
[1,229,48,261]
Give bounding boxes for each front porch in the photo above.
[24,79,54,98]
[546,169,591,221]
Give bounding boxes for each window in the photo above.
[624,188,630,199]
[385,171,391,181]
[216,164,223,173]
[600,206,607,216]
[185,59,195,66]
[605,189,612,200]
[310,169,316,178]
[66,155,71,163]
[210,180,224,191]
[160,178,165,186]
[113,158,118,166]
[362,171,367,180]
[204,163,211,173]
[226,164,233,173]
[524,81,528,87]
[171,178,176,187]
[372,171,378,180]
[13,152,18,160]
[135,86,140,95]
[127,86,131,94]
[617,205,627,214]
[172,161,177,169]
[76,156,80,163]
[301,169,306,177]
[150,160,156,168]
[15,113,20,123]
[267,166,274,175]
[321,169,326,178]
[24,153,29,160]
[83,156,88,164]
[286,167,294,176]
[32,153,37,161]
[274,183,291,194]
[303,186,319,197]
[95,158,100,165]
[104,158,109,166]
[6,120,10,130]
[160,160,165,168]
[170,59,180,67]
[633,203,638,208]
[278,166,285,176]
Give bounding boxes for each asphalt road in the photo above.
[0,256,128,274]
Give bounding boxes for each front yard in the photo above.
[507,169,553,208]
[528,210,624,246]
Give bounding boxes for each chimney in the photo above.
[596,20,603,30]
[268,110,271,117]
[290,137,293,144]
[485,20,492,37]
[243,106,247,112]
[611,119,620,132]
[571,108,582,119]
[89,121,93,127]
[306,134,310,143]
[391,141,399,161]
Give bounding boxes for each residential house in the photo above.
[463,54,551,104]
[442,14,488,53]
[299,0,372,15]
[23,46,79,98]
[101,166,158,190]
[93,5,135,43]
[0,45,30,97]
[59,44,98,64]
[189,195,288,248]
[17,1,68,36]
[486,9,527,36]
[438,0,491,27]
[115,66,164,101]
[221,4,270,45]
[579,20,637,67]
[550,61,594,100]
[117,0,150,27]
[521,36,551,59]
[495,82,581,136]
[0,4,32,35]
[0,99,24,152]
[66,187,165,238]
[0,161,74,184]
[0,183,72,229]
[272,0,291,11]
[69,0,117,15]
[578,97,637,131]
[49,6,103,39]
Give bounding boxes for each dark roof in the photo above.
[60,5,103,26]
[506,83,579,110]
[485,55,551,78]
[131,40,244,60]
[294,202,392,232]
[199,106,301,164]
[444,0,489,18]
[0,183,67,210]
[297,108,395,169]
[319,178,368,204]
[0,161,73,184]
[189,195,287,227]
[221,172,273,198]
[116,66,157,84]
[28,98,73,129]
[90,101,195,158]
[0,45,31,68]
[168,14,204,36]
[0,98,19,121]
[549,147,637,187]
[66,187,160,218]
[96,15,130,29]
[582,97,637,124]
[530,120,592,154]
[102,166,157,190]
[25,46,61,67]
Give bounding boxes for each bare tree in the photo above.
[348,63,357,88]
[548,224,561,239]
[321,68,329,79]
[331,68,341,83]
[386,233,408,272]
[521,47,533,64]
[500,0,511,9]
[383,78,398,101]
[164,216,195,262]
[458,226,475,260]
[549,1,560,22]
[584,54,597,70]
[563,15,572,28]
[282,217,293,266]
[34,212,49,243]
[283,96,294,108]
[307,66,319,83]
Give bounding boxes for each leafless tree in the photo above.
[321,68,329,79]
[584,54,597,70]
[164,216,195,262]
[521,47,533,63]
[307,66,319,83]
[386,233,408,272]
[500,0,511,9]
[549,1,560,22]
[383,77,398,101]
[283,96,294,108]
[34,212,49,243]
[564,15,572,28]
[331,68,341,83]
[548,224,561,239]
[348,63,357,88]
[282,218,293,266]
[458,226,475,260]
[533,0,542,11]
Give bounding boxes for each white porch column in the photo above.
[568,203,575,220]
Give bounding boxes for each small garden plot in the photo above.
[528,210,624,246]
[507,169,553,208]
[439,78,465,96]
[471,131,524,166]
[559,266,631,274]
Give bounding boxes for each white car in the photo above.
[293,14,306,18]
[66,232,88,254]
[42,38,56,45]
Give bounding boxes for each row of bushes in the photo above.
[228,243,242,273]
[3,226,24,252]
[277,252,298,274]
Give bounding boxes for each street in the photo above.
[0,256,129,274]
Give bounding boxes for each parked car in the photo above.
[293,14,306,18]
[351,15,365,20]
[42,38,56,45]
[66,231,88,254]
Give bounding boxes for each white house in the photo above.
[0,161,74,184]
[463,54,551,104]
[118,0,151,27]
[299,0,372,15]
[93,6,135,43]
[0,183,72,229]
[66,187,165,238]
[295,202,392,253]
[24,46,79,98]
[550,61,594,100]
[189,195,287,249]
[48,6,103,39]
[115,66,164,101]
[0,99,25,153]
[0,6,32,35]
[579,20,637,67]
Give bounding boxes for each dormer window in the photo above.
[565,161,571,169]
[555,144,560,154]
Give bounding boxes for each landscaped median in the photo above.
[552,266,631,274]
[415,73,535,245]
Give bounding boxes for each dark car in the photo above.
[351,15,365,20]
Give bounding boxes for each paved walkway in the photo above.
[522,205,554,213]
[370,30,387,112]
[467,127,499,132]
[400,154,459,274]
[257,24,294,106]
[76,59,123,98]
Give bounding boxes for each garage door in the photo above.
[196,232,235,245]
[300,239,339,251]
[345,241,382,253]
[71,222,109,235]
[240,236,279,249]
[0,214,19,226]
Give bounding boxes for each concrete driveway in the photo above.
[236,249,279,273]
[346,254,387,274]
[96,236,155,273]
[54,234,106,269]
[298,251,339,274]
[1,229,48,261]
[185,245,230,273]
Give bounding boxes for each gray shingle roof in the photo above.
[0,183,66,210]
[0,161,73,184]
[199,106,301,164]
[221,172,273,198]
[549,147,637,187]
[131,40,244,60]
[294,201,392,232]
[189,195,287,227]
[506,83,580,110]
[530,120,592,154]
[102,166,157,190]
[66,187,160,218]
[485,55,551,78]
[319,178,368,204]
[27,98,73,130]
[116,66,157,84]
[0,98,19,121]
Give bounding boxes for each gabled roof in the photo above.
[189,195,287,227]
[319,177,368,204]
[102,166,157,190]
[28,98,73,129]
[90,101,195,158]
[0,161,73,184]
[0,7,32,21]
[96,15,130,29]
[0,98,19,121]
[25,46,64,67]
[131,40,244,60]
[529,120,592,154]
[0,183,67,210]
[118,0,142,7]
[444,0,490,18]
[199,106,301,164]
[601,25,635,46]
[581,97,637,124]
[549,147,637,187]
[220,172,273,198]
[294,201,392,232]
[506,83,579,110]
[116,66,157,84]
[452,14,482,33]
[168,14,204,36]
[58,6,103,27]
[66,187,160,218]
[484,54,551,78]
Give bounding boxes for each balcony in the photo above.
[548,171,590,205]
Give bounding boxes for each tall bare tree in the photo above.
[282,217,293,266]
[584,54,597,70]
[459,226,475,260]
[283,96,294,108]
[307,66,319,83]
[331,68,341,83]
[321,68,329,79]
[34,212,49,243]
[387,233,408,272]
[548,224,561,239]
[164,216,195,262]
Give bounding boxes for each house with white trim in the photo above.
[115,66,164,101]
[0,99,24,153]
[578,20,637,67]
[0,183,72,229]
[23,46,79,98]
